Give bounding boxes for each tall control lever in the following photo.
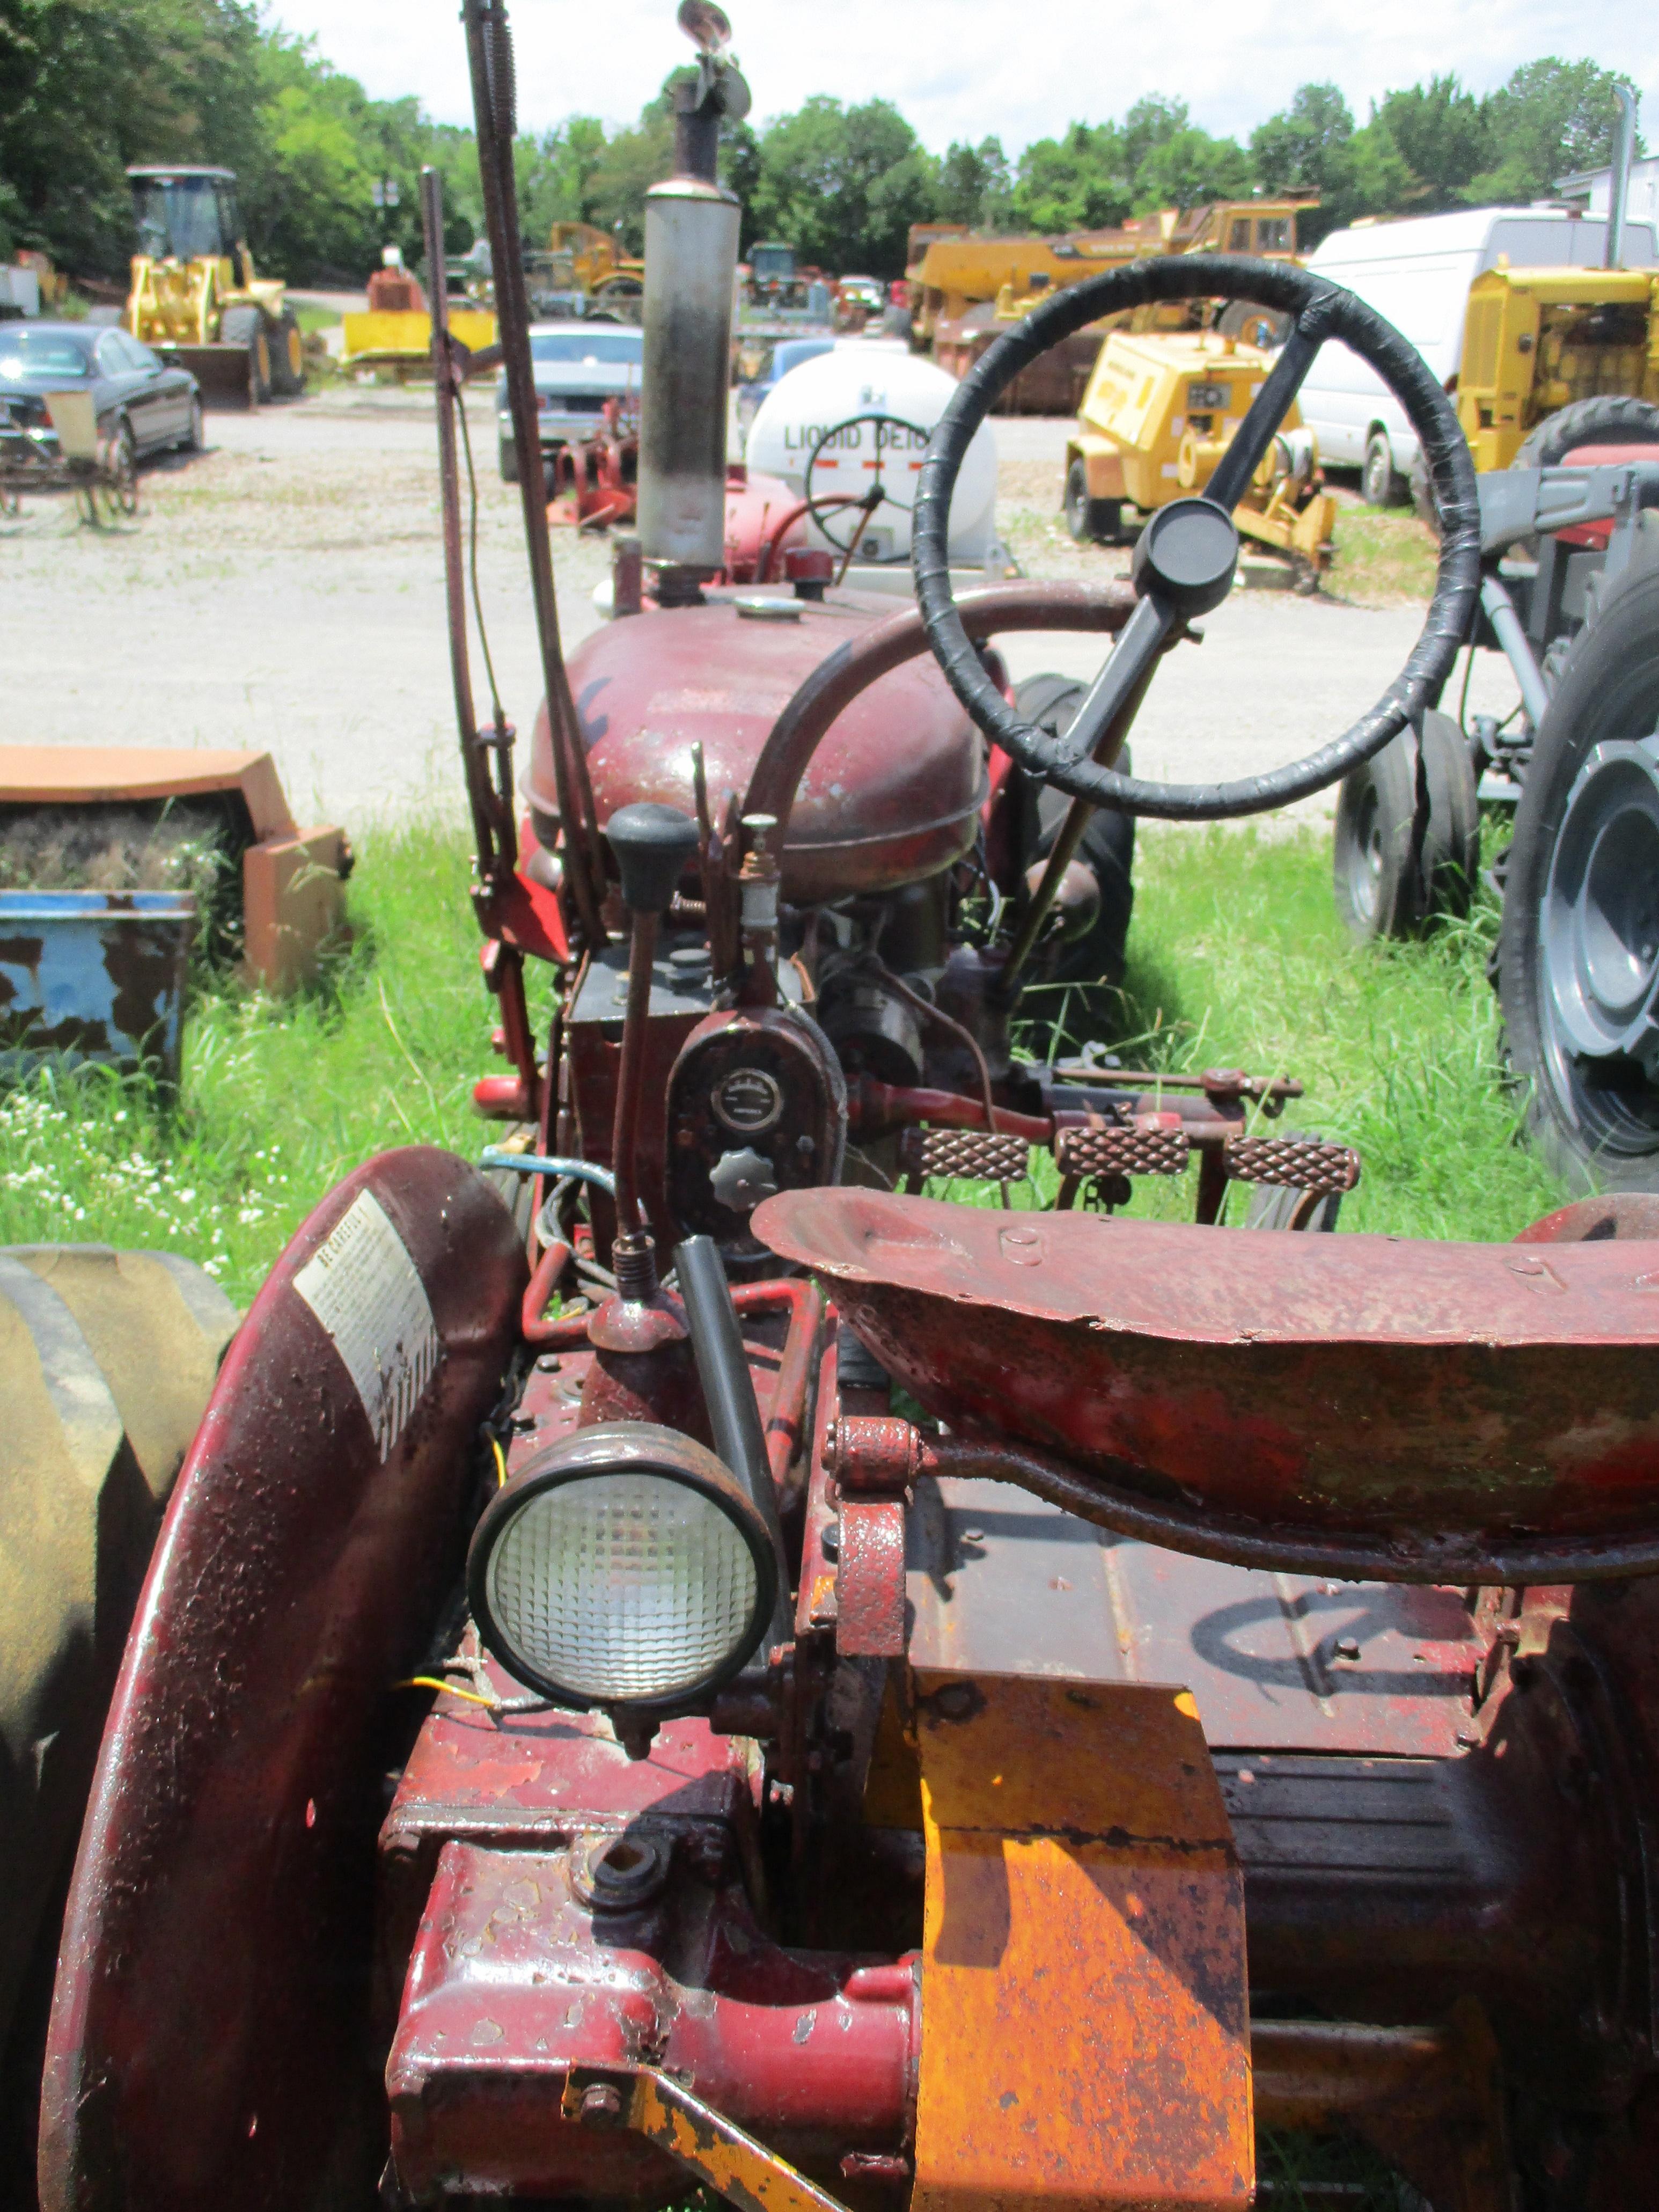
[604,803,701,1296]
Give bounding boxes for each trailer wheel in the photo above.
[1332,708,1479,942]
[1499,564,1659,1192]
[1243,1131,1346,1231]
[0,1244,236,2203]
[1063,460,1119,546]
[1021,673,1135,986]
[498,430,519,483]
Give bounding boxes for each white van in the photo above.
[1297,208,1659,501]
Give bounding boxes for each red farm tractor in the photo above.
[16,8,1659,2212]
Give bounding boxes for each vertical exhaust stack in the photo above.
[1607,84,1637,270]
[637,4,751,602]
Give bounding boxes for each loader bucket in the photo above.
[158,341,256,408]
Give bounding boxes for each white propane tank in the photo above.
[743,346,997,566]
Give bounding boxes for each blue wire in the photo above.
[479,1149,617,1195]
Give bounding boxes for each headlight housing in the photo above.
[467,1423,778,1713]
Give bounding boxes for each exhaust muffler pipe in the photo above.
[637,9,750,597]
[1607,83,1637,270]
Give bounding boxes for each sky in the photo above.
[266,0,1658,156]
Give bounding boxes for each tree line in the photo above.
[0,1,1641,289]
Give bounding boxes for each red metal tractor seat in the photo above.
[755,1188,1659,1561]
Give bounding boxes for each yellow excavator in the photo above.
[124,166,304,406]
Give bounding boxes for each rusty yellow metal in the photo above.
[623,2067,853,2212]
[911,1673,1252,2212]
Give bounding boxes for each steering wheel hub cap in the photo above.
[1131,497,1238,616]
[1544,733,1659,1069]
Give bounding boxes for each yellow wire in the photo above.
[396,1675,497,1709]
[490,1433,508,1488]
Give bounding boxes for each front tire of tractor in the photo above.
[1021,673,1135,988]
[219,304,272,404]
[267,306,305,398]
[1499,563,1659,1193]
[1063,459,1119,546]
[498,431,519,484]
[1332,708,1479,942]
[1361,429,1403,509]
[0,1245,237,2208]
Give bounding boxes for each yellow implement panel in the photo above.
[912,1673,1252,2212]
[340,307,496,367]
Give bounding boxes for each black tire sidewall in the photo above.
[1499,563,1659,1190]
[1063,460,1091,542]
[1362,431,1395,507]
[1515,395,1659,472]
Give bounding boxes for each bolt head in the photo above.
[579,2083,624,2125]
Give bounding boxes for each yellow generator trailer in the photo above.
[125,167,303,406]
[1453,262,1659,471]
[1066,325,1337,583]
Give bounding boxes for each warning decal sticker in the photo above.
[293,1189,440,1459]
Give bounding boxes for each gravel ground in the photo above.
[3,389,1518,832]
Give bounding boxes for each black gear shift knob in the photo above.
[605,802,700,915]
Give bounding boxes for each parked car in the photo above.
[496,323,644,482]
[733,335,835,439]
[1297,208,1658,503]
[0,320,202,467]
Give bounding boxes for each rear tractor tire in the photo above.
[0,1244,237,2204]
[1332,707,1479,942]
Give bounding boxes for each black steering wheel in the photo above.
[913,255,1481,821]
[805,411,930,558]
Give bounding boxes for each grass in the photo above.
[1324,499,1438,606]
[0,823,553,1306]
[0,816,1559,1308]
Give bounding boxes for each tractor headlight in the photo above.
[467,1423,777,1712]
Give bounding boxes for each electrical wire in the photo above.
[456,391,506,735]
[489,1432,508,1488]
[395,1674,498,1709]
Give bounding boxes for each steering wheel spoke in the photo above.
[1203,295,1333,511]
[913,253,1480,822]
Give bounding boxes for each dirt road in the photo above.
[4,390,1516,831]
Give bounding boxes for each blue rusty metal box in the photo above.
[0,889,197,1085]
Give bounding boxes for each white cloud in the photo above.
[268,0,1657,156]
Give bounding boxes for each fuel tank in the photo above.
[531,589,983,903]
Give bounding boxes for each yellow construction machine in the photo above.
[1452,262,1659,470]
[1065,325,1337,584]
[125,166,303,405]
[549,222,645,319]
[916,199,1313,413]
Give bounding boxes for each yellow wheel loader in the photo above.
[124,167,304,407]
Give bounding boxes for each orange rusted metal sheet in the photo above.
[911,1672,1252,2212]
[0,745,298,840]
[243,826,348,993]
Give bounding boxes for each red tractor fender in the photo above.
[39,1148,526,2212]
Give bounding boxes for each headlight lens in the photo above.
[468,1424,777,1711]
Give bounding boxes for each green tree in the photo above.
[1135,126,1250,213]
[748,95,928,275]
[1250,82,1354,197]
[936,136,1012,229]
[1376,74,1487,207]
[1010,124,1129,233]
[1465,58,1642,203]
